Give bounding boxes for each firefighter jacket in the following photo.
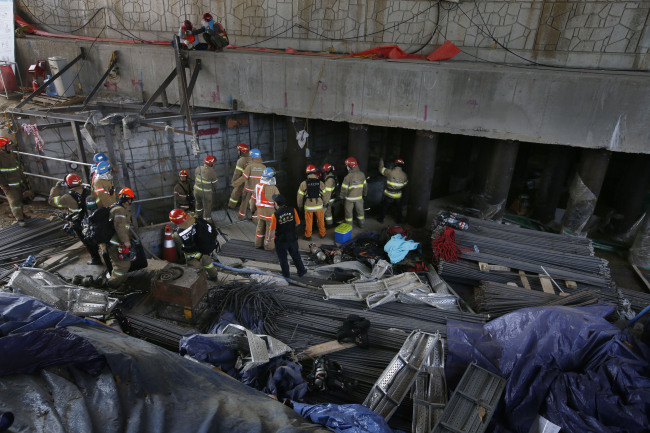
[195,22,229,44]
[297,174,327,212]
[49,185,98,220]
[109,203,133,246]
[340,166,367,202]
[232,157,266,192]
[92,173,115,208]
[324,174,337,204]
[231,154,252,184]
[0,150,22,188]
[379,161,408,199]
[174,179,193,208]
[194,165,218,193]
[251,178,279,220]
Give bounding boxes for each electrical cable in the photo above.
[409,1,442,55]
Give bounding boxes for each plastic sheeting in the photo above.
[446,305,650,433]
[0,293,330,433]
[293,402,396,433]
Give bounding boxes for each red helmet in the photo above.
[237,143,249,153]
[169,208,189,225]
[179,169,189,177]
[0,137,10,148]
[202,13,213,22]
[65,174,82,187]
[305,164,318,174]
[204,155,216,166]
[344,157,358,168]
[394,158,405,166]
[118,187,135,199]
[183,20,192,29]
[322,163,334,173]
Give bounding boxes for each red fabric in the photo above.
[352,45,426,61]
[432,227,468,264]
[426,41,461,61]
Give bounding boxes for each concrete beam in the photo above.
[16,38,650,154]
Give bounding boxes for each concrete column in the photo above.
[448,138,473,194]
[406,130,438,228]
[609,154,650,235]
[533,145,572,223]
[285,117,306,207]
[348,124,369,175]
[561,149,611,235]
[473,139,519,220]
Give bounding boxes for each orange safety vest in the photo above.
[254,183,275,210]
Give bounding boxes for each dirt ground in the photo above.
[0,195,58,228]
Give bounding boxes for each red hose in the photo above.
[432,227,467,264]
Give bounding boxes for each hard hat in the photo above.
[249,148,261,158]
[96,161,112,174]
[179,169,189,177]
[204,155,216,166]
[183,20,192,29]
[322,163,334,173]
[262,167,275,178]
[202,13,213,22]
[394,158,405,166]
[237,143,249,153]
[0,137,10,148]
[64,174,83,187]
[344,157,358,168]
[305,164,318,174]
[93,152,108,163]
[118,187,135,199]
[169,208,189,225]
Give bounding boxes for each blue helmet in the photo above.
[249,148,261,159]
[93,152,108,162]
[262,167,275,178]
[97,161,112,174]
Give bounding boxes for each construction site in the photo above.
[1,1,649,432]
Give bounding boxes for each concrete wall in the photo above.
[16,0,650,70]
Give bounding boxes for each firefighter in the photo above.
[297,164,328,241]
[268,194,307,279]
[228,143,252,209]
[232,148,265,220]
[0,136,27,226]
[169,208,218,279]
[322,163,338,228]
[340,157,367,228]
[178,19,207,50]
[378,158,408,224]
[251,167,280,250]
[92,161,115,208]
[194,156,218,222]
[194,13,229,51]
[107,187,138,288]
[91,152,109,184]
[48,173,103,265]
[174,169,194,212]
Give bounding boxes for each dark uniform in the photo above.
[270,203,306,279]
[175,215,218,279]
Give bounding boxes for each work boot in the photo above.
[356,220,365,228]
[87,257,103,266]
[303,236,312,241]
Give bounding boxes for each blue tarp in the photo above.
[446,304,650,433]
[292,402,396,433]
[384,234,419,264]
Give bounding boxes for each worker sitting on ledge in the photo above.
[193,13,229,51]
[169,208,218,280]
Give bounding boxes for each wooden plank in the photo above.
[478,262,510,272]
[565,280,578,290]
[298,340,355,360]
[539,274,555,294]
[518,270,531,290]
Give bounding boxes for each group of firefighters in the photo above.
[177,13,229,51]
[1,130,408,285]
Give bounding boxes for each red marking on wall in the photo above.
[131,79,142,87]
[211,91,217,102]
[467,99,478,108]
[284,92,287,108]
[321,84,327,91]
[424,105,428,121]
[351,103,354,116]
[216,85,221,101]
[198,127,220,136]
[105,82,119,91]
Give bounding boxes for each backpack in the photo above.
[306,177,322,200]
[82,205,116,245]
[194,217,218,254]
[68,188,90,221]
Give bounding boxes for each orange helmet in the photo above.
[118,187,135,199]
[344,157,357,168]
[204,155,216,166]
[65,174,82,187]
[169,208,189,225]
[322,163,334,173]
[179,169,189,177]
[305,164,318,174]
[237,143,249,153]
[0,137,10,148]
[395,158,405,166]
